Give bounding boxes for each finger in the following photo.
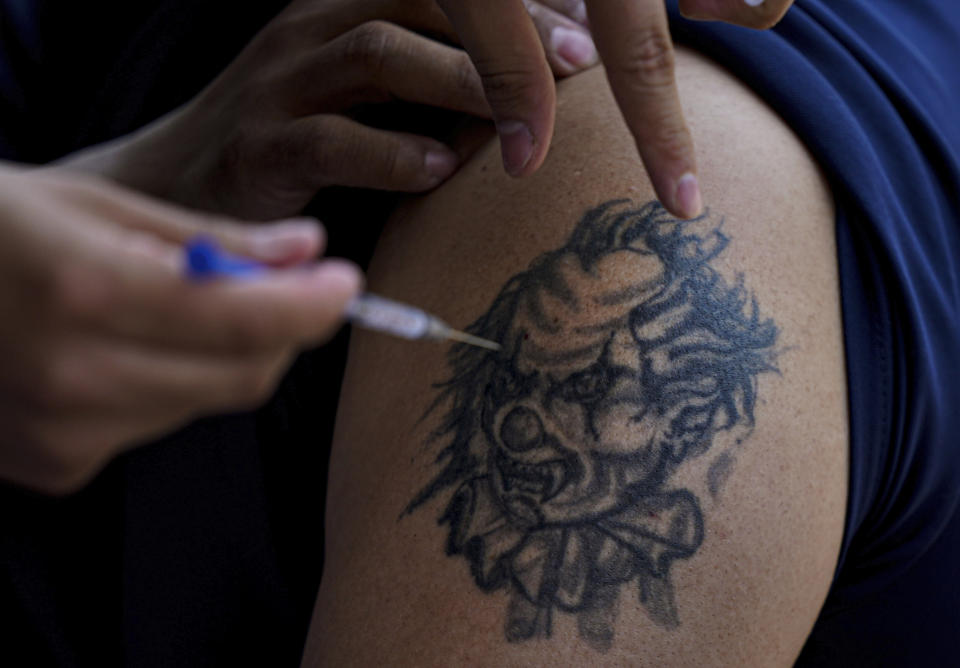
[174,260,363,352]
[586,0,702,219]
[678,0,794,29]
[274,115,462,192]
[95,247,364,353]
[523,0,598,76]
[49,198,361,353]
[536,0,588,26]
[52,172,326,265]
[291,22,490,118]
[437,0,556,177]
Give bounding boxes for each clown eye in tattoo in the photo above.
[489,363,537,402]
[550,361,621,440]
[557,364,610,404]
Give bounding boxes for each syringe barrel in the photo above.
[344,293,432,340]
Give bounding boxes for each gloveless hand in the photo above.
[0,163,361,494]
[64,0,599,220]
[436,0,795,218]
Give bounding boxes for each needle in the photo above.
[344,293,501,351]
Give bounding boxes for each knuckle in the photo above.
[377,142,407,184]
[613,27,676,87]
[381,141,426,189]
[208,126,263,200]
[473,62,545,111]
[453,52,483,97]
[342,21,398,76]
[215,125,264,186]
[650,124,694,163]
[295,119,337,184]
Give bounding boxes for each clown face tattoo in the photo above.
[406,200,780,651]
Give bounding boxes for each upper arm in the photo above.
[304,47,847,667]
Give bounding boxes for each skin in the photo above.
[0,163,363,494]
[64,0,600,221]
[3,0,798,495]
[65,0,798,222]
[0,0,597,494]
[437,0,795,218]
[304,45,845,666]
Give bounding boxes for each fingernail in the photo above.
[551,27,597,70]
[496,120,534,176]
[424,149,458,183]
[674,173,704,219]
[744,0,764,6]
[251,220,320,261]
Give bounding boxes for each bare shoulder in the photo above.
[304,47,847,667]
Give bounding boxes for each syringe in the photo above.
[344,293,500,351]
[184,237,501,352]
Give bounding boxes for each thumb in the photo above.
[437,0,556,177]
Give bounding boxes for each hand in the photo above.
[63,0,598,221]
[0,163,361,494]
[436,0,795,219]
[64,0,487,219]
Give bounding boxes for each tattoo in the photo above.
[406,200,779,651]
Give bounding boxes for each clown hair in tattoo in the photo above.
[406,199,780,651]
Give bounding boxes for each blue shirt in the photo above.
[669,1,960,663]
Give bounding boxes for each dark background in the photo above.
[0,2,441,665]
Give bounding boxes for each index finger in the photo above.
[77,227,363,353]
[144,262,362,353]
[586,0,702,219]
[436,0,556,177]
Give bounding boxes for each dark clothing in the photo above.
[2,1,959,665]
[671,1,960,664]
[1,2,344,666]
